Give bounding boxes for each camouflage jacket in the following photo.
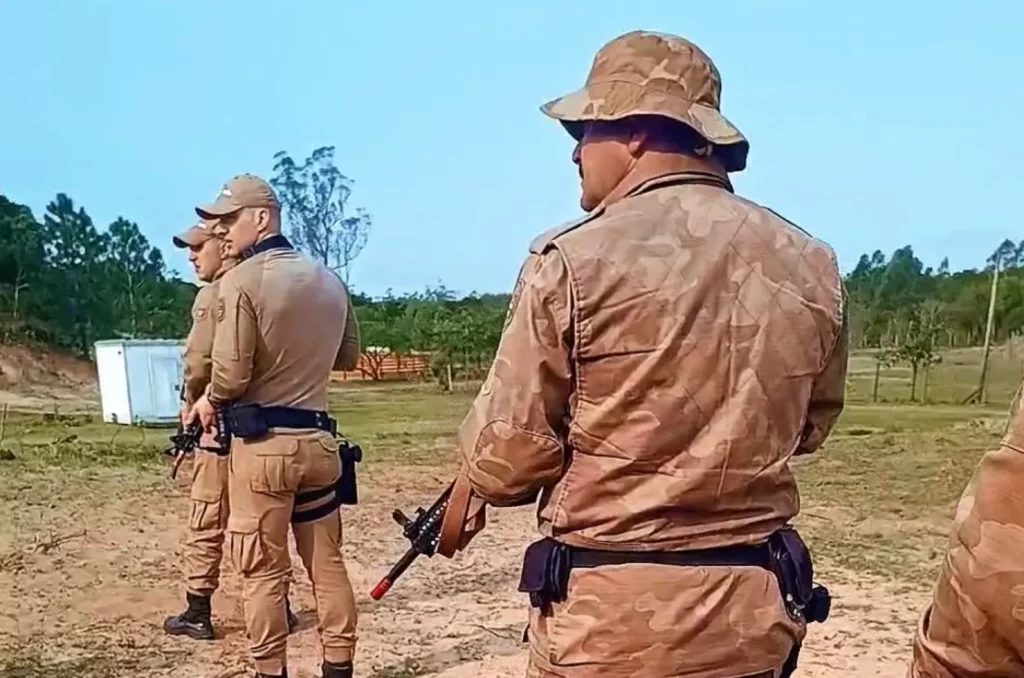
[457,171,848,551]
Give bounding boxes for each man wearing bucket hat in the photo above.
[907,383,1024,677]
[165,220,299,642]
[432,30,847,677]
[188,173,361,678]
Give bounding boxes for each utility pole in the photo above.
[976,257,1002,404]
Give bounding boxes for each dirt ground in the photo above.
[0,458,933,678]
[1,347,1016,678]
[0,345,99,413]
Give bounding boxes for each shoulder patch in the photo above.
[528,207,606,254]
[216,298,226,322]
[193,307,208,320]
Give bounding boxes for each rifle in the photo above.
[165,420,203,479]
[370,482,453,600]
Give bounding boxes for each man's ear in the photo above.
[626,120,648,157]
[254,207,270,234]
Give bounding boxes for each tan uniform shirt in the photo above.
[454,172,848,675]
[182,282,222,407]
[208,246,359,411]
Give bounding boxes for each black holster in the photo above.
[517,539,572,609]
[336,440,362,506]
[766,526,831,624]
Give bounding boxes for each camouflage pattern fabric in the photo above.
[453,172,846,677]
[908,389,1024,677]
[541,30,749,172]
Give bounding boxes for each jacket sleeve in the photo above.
[182,285,216,406]
[333,292,361,372]
[456,248,574,506]
[796,296,849,456]
[208,274,258,406]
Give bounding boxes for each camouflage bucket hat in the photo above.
[541,31,749,172]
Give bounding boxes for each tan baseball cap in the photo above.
[172,220,218,249]
[541,30,749,172]
[195,173,280,220]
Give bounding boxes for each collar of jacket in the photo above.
[241,234,294,261]
[624,170,734,199]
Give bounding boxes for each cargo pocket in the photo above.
[190,452,228,504]
[189,499,225,531]
[247,437,300,495]
[227,516,265,575]
[309,435,342,487]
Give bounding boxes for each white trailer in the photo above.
[93,339,185,425]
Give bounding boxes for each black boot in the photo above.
[321,660,353,678]
[286,597,298,633]
[163,592,214,640]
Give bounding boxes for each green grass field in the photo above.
[0,345,1018,677]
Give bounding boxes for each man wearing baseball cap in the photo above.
[195,173,281,221]
[166,218,298,642]
[189,173,361,678]
[432,30,846,677]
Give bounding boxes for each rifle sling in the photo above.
[437,474,473,557]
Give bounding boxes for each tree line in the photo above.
[1,146,1019,389]
[0,147,511,386]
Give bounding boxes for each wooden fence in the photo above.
[330,350,432,382]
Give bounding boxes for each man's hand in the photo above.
[190,394,217,433]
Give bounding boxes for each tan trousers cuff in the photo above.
[253,656,287,676]
[323,648,354,664]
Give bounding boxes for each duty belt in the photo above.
[221,402,336,440]
[256,405,336,435]
[518,527,830,625]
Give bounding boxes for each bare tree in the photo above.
[270,146,372,283]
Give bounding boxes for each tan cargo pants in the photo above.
[227,429,358,676]
[184,444,295,598]
[185,449,230,595]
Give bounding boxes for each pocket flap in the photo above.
[226,515,261,535]
[315,435,340,453]
[240,435,299,457]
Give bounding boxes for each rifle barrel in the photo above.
[370,546,420,600]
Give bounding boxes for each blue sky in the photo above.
[1,1,1020,297]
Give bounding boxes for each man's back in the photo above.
[500,175,847,676]
[537,175,846,550]
[217,248,349,411]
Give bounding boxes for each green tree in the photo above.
[888,301,946,402]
